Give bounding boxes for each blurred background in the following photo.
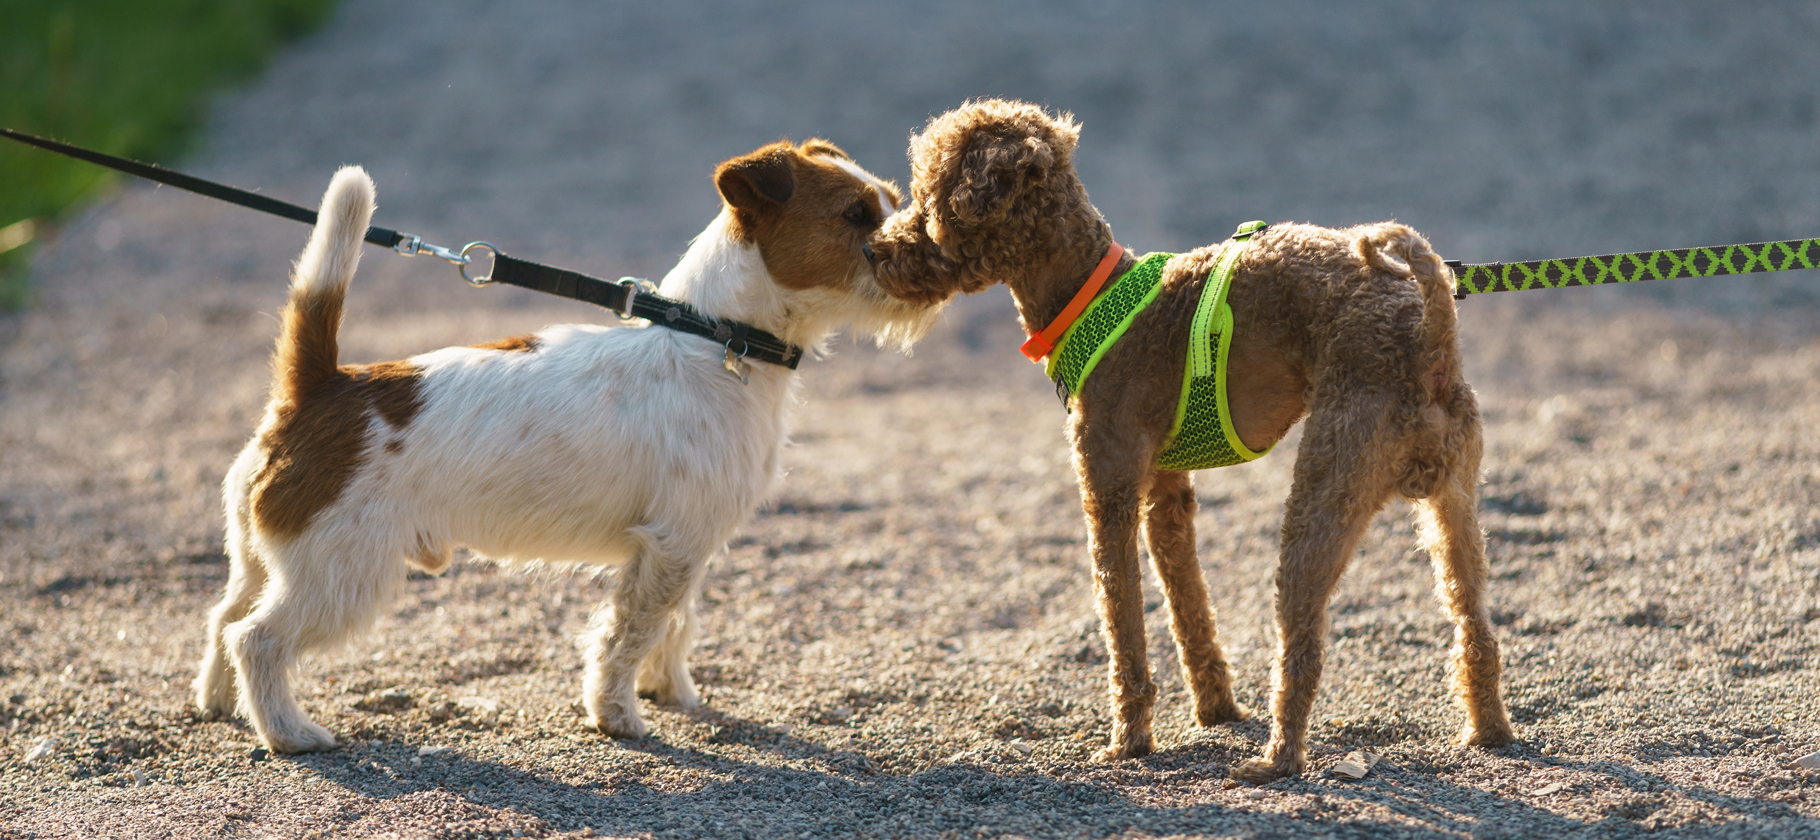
[6,0,1819,317]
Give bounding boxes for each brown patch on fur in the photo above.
[872,99,1512,780]
[471,334,539,353]
[249,359,424,541]
[273,289,346,403]
[714,139,889,291]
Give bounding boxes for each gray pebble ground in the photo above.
[3,2,1820,838]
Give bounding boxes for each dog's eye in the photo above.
[843,201,872,225]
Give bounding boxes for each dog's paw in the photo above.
[1092,733,1155,762]
[1230,754,1302,784]
[1195,700,1251,727]
[193,669,238,718]
[193,690,236,721]
[635,676,701,709]
[590,703,651,740]
[1460,720,1516,748]
[263,720,337,754]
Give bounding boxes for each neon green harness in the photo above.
[1045,222,1272,471]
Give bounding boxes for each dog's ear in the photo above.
[949,132,1055,226]
[797,138,851,161]
[912,101,1079,249]
[716,142,797,234]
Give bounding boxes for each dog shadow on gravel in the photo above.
[261,710,1806,838]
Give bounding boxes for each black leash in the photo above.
[0,127,802,371]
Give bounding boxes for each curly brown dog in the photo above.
[868,99,1515,781]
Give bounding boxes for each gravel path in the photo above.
[3,2,1820,838]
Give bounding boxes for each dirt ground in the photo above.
[4,2,1820,838]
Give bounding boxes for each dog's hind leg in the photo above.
[636,570,705,709]
[195,480,266,717]
[1143,468,1248,727]
[1231,396,1402,783]
[224,529,400,753]
[584,528,704,739]
[195,449,266,717]
[1413,400,1515,749]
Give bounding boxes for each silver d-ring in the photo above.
[614,277,640,322]
[459,241,498,286]
[725,337,750,358]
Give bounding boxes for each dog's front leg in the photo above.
[584,536,705,739]
[1142,469,1248,727]
[636,573,705,709]
[1076,447,1158,761]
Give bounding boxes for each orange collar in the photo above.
[1019,241,1125,363]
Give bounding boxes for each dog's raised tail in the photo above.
[1357,223,1458,392]
[274,166,376,402]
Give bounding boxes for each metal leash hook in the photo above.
[459,241,498,286]
[393,233,502,287]
[392,233,469,264]
[614,277,656,322]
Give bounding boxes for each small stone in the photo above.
[1009,740,1034,757]
[1532,781,1566,796]
[23,736,56,762]
[249,747,269,763]
[133,768,148,787]
[1330,751,1379,779]
[418,745,450,756]
[456,696,500,714]
[581,829,595,837]
[1796,751,1820,770]
[1244,789,1265,800]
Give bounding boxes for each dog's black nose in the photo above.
[863,242,875,264]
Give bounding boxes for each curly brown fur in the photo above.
[871,99,1514,781]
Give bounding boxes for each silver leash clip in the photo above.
[392,233,469,264]
[394,233,500,287]
[614,277,655,321]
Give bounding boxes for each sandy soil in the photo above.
[4,2,1820,838]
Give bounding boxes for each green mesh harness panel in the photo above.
[1046,252,1174,394]
[1045,222,1272,471]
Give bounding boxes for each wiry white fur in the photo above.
[195,166,938,753]
[291,166,374,297]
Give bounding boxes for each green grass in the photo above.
[0,0,339,311]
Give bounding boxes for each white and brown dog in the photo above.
[194,140,934,753]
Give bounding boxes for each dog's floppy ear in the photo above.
[912,101,1079,249]
[950,131,1055,226]
[716,142,797,234]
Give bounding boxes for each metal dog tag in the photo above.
[723,347,751,385]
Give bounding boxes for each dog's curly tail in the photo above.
[274,166,375,403]
[1357,224,1458,396]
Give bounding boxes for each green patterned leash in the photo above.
[1449,236,1820,299]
